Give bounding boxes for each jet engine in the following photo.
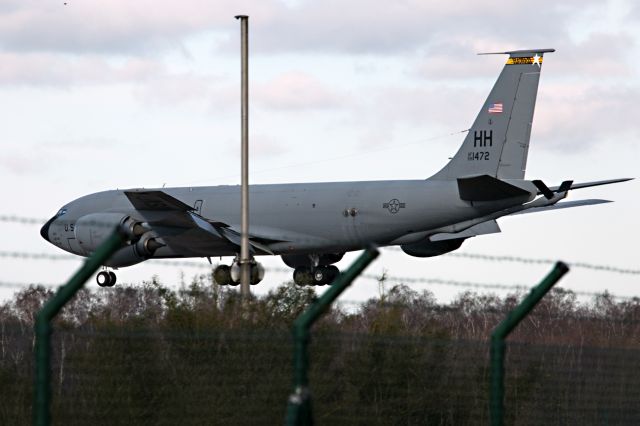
[104,231,165,267]
[400,238,465,258]
[75,213,148,252]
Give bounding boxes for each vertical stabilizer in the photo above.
[430,48,554,180]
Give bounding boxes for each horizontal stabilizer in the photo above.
[509,199,612,216]
[125,190,194,211]
[430,220,501,242]
[458,175,531,201]
[478,48,556,56]
[540,178,633,194]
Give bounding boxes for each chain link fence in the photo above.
[1,280,639,424]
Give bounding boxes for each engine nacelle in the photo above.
[104,245,145,267]
[400,238,465,258]
[103,231,164,267]
[75,213,126,252]
[75,213,151,252]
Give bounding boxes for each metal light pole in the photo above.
[235,15,251,298]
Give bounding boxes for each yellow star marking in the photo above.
[532,54,542,67]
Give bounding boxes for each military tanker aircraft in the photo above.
[40,48,631,287]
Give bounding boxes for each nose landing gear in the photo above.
[96,270,117,287]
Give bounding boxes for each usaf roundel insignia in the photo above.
[383,199,406,214]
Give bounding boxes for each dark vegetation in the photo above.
[1,274,639,425]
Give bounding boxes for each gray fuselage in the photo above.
[43,179,527,260]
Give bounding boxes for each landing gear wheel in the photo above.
[96,271,113,287]
[293,267,314,286]
[312,266,340,286]
[107,271,117,287]
[324,265,340,285]
[229,261,265,286]
[313,267,326,285]
[213,265,232,286]
[250,263,265,285]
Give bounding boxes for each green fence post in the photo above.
[285,247,380,426]
[33,229,125,426]
[490,261,569,426]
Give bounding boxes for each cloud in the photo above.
[0,136,121,176]
[0,52,163,86]
[533,83,640,149]
[0,0,239,54]
[253,71,345,110]
[0,0,607,56]
[251,0,602,54]
[132,73,220,106]
[548,32,636,78]
[0,151,47,175]
[1,0,637,157]
[251,133,287,157]
[409,30,636,81]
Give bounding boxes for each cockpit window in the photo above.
[56,208,67,217]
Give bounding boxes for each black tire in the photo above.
[250,263,265,285]
[107,271,117,287]
[293,267,313,286]
[313,267,326,285]
[213,265,232,286]
[96,271,110,287]
[325,265,340,284]
[312,266,339,285]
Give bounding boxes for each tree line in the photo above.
[1,273,639,425]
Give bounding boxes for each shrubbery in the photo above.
[1,274,639,424]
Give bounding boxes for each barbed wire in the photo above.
[447,252,640,275]
[383,247,640,275]
[3,214,638,275]
[2,243,638,277]
[1,213,637,300]
[0,270,634,301]
[0,215,47,225]
[0,250,636,300]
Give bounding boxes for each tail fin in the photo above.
[430,48,554,180]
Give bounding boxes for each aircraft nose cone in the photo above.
[40,216,56,242]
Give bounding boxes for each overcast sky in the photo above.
[1,0,638,304]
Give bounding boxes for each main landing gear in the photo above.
[281,253,344,286]
[214,260,265,286]
[293,265,339,286]
[96,270,117,287]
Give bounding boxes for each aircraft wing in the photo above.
[124,190,278,255]
[125,190,194,211]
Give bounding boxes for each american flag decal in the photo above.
[488,102,503,114]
